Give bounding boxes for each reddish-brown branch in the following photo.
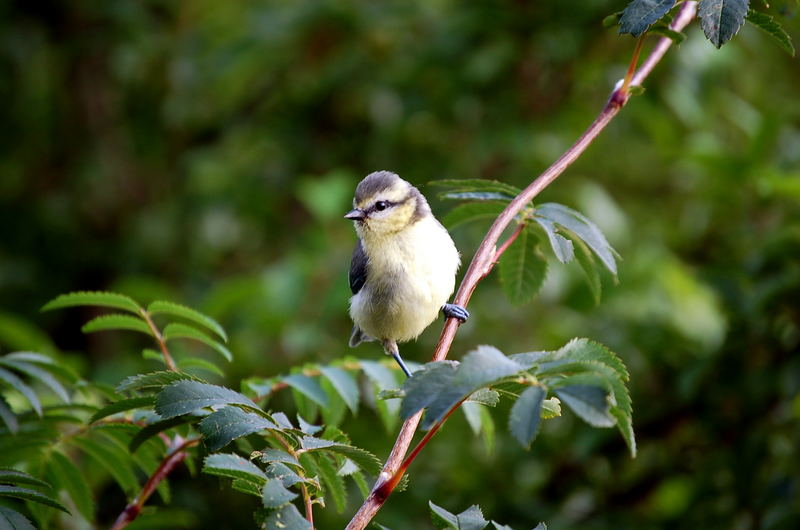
[140,309,177,371]
[345,3,697,529]
[110,436,200,530]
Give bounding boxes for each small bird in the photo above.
[345,171,469,377]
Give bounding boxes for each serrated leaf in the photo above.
[0,485,69,513]
[89,396,155,423]
[498,227,548,305]
[466,388,500,407]
[0,367,41,416]
[509,386,546,449]
[0,506,35,530]
[282,374,328,407]
[297,415,323,435]
[746,9,795,55]
[441,191,516,201]
[443,202,507,230]
[265,463,309,489]
[429,179,522,196]
[203,453,266,484]
[455,505,489,530]
[319,366,359,414]
[619,0,677,37]
[0,396,18,434]
[80,314,152,337]
[299,437,382,475]
[262,503,311,530]
[534,523,548,530]
[320,378,347,428]
[47,451,94,519]
[313,452,347,512]
[261,478,297,508]
[69,437,139,494]
[147,301,228,342]
[532,218,574,264]
[0,469,50,488]
[198,407,277,451]
[117,371,202,394]
[162,323,232,362]
[536,338,630,382]
[2,352,79,384]
[535,203,617,275]
[0,359,70,403]
[429,501,459,529]
[176,357,225,377]
[402,346,525,430]
[42,291,142,314]
[261,449,300,467]
[155,381,255,419]
[491,523,513,530]
[573,238,602,304]
[231,478,262,497]
[699,0,749,48]
[555,384,615,427]
[129,415,198,452]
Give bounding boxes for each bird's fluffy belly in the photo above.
[349,221,458,342]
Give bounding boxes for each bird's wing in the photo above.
[349,239,368,294]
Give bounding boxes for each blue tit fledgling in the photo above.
[345,171,469,377]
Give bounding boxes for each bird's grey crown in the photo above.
[354,171,401,203]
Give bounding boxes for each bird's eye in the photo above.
[374,201,389,211]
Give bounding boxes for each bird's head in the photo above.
[345,171,430,236]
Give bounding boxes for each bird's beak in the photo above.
[344,208,366,221]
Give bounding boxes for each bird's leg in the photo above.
[382,339,412,378]
[442,303,469,322]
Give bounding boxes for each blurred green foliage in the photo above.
[1,0,799,528]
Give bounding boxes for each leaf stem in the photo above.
[345,3,698,529]
[110,435,199,530]
[620,36,645,94]
[140,309,177,371]
[273,432,315,526]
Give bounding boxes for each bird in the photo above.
[344,170,469,377]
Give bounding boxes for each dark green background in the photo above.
[1,1,799,528]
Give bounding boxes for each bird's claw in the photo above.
[442,303,469,323]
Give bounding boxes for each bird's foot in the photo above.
[382,339,413,378]
[442,303,469,323]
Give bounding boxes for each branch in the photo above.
[346,3,698,529]
[110,436,199,530]
[140,308,177,371]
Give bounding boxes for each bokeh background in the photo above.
[2,1,799,528]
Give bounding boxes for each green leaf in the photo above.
[0,396,18,434]
[541,397,562,419]
[555,384,615,427]
[429,501,458,529]
[203,453,267,484]
[41,291,142,314]
[0,485,69,513]
[176,357,225,377]
[319,366,359,414]
[746,9,795,55]
[443,202,507,230]
[299,437,382,475]
[47,451,94,519]
[80,314,152,337]
[0,469,51,489]
[261,449,300,467]
[0,506,35,530]
[0,367,42,416]
[429,178,522,196]
[440,191,515,201]
[698,0,749,47]
[155,381,255,419]
[498,227,548,305]
[265,462,309,489]
[70,437,139,494]
[162,323,232,362]
[619,0,677,37]
[262,503,311,530]
[148,301,228,342]
[536,338,629,383]
[648,25,687,43]
[466,388,500,407]
[90,396,156,423]
[455,505,489,530]
[198,406,277,451]
[282,374,328,408]
[3,352,79,384]
[573,238,602,304]
[534,203,617,275]
[313,452,347,512]
[129,415,197,452]
[603,11,623,28]
[117,371,202,394]
[461,401,483,435]
[320,377,347,428]
[401,346,525,430]
[0,359,70,403]
[478,406,496,454]
[508,386,546,449]
[261,478,297,508]
[532,217,574,264]
[231,478,262,497]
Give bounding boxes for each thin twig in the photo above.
[140,309,177,371]
[273,432,315,526]
[110,436,200,530]
[345,3,697,529]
